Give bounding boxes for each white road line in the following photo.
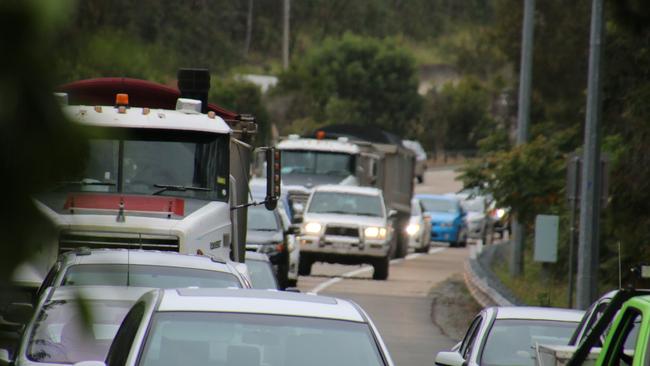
[309,246,447,293]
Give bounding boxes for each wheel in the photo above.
[372,256,390,280]
[298,259,312,276]
[458,228,468,247]
[286,278,297,287]
[415,242,429,253]
[276,264,289,289]
[416,175,424,183]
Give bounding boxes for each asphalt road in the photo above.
[297,167,469,366]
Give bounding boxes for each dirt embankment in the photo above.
[430,273,482,341]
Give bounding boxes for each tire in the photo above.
[415,242,429,253]
[394,219,409,258]
[416,175,424,183]
[286,278,297,287]
[372,256,390,280]
[298,259,312,276]
[457,228,468,247]
[276,264,289,289]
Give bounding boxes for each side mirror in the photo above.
[5,303,34,324]
[285,225,300,235]
[265,148,281,210]
[388,209,398,218]
[0,348,11,366]
[434,351,465,366]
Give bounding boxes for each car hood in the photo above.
[302,213,386,227]
[425,212,458,222]
[246,230,283,245]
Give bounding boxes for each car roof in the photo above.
[416,194,459,202]
[313,185,381,196]
[48,285,153,302]
[61,249,234,273]
[156,288,365,322]
[245,251,270,262]
[494,306,584,322]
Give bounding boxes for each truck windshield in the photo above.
[281,150,355,176]
[308,192,384,217]
[53,128,229,201]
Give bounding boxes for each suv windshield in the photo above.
[137,312,385,366]
[281,150,355,176]
[28,299,132,364]
[61,264,242,288]
[52,128,229,201]
[247,206,281,232]
[308,192,383,217]
[420,198,458,214]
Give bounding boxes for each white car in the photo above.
[298,185,394,280]
[435,306,584,366]
[406,198,432,253]
[36,249,251,298]
[101,288,395,366]
[10,286,152,366]
[457,193,488,241]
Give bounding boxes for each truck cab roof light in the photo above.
[54,92,68,105]
[94,106,103,113]
[288,134,300,140]
[142,107,150,115]
[175,98,202,114]
[207,111,216,119]
[337,137,349,143]
[316,131,326,140]
[115,93,129,107]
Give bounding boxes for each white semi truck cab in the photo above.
[27,70,280,282]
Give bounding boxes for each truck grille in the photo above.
[59,231,180,253]
[324,226,359,238]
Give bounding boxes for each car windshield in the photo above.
[308,192,384,217]
[51,128,229,201]
[247,206,281,231]
[420,198,458,214]
[461,198,485,213]
[281,150,355,176]
[138,312,385,366]
[245,259,278,289]
[61,264,242,288]
[481,319,579,366]
[27,299,132,364]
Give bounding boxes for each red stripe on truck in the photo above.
[64,193,185,216]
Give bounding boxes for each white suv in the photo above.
[298,185,393,280]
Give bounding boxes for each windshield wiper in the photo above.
[152,184,210,196]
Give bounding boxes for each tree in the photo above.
[276,33,421,134]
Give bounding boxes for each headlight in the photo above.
[365,227,387,239]
[406,223,420,236]
[495,208,506,219]
[304,222,322,234]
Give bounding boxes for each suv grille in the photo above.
[324,226,359,238]
[59,231,180,253]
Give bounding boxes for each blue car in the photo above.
[416,194,468,247]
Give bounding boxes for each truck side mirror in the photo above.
[434,351,465,366]
[265,148,281,210]
[5,302,34,324]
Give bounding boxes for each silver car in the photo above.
[435,306,584,366]
[10,286,152,366]
[406,198,432,253]
[102,288,395,366]
[36,249,251,298]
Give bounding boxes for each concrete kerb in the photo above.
[463,242,520,307]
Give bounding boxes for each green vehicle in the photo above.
[591,295,648,366]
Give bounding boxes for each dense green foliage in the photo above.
[276,34,421,134]
[460,0,650,290]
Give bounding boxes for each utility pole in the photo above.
[577,0,605,310]
[511,0,535,277]
[244,0,254,57]
[282,0,290,70]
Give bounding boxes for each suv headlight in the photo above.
[365,227,387,239]
[304,222,322,234]
[406,223,420,236]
